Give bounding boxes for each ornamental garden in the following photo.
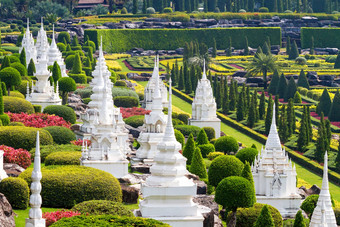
[1,1,340,227]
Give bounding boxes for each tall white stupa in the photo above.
[20,19,37,66]
[309,151,337,227]
[35,18,49,61]
[252,104,301,218]
[47,25,67,77]
[188,61,220,138]
[143,56,168,110]
[136,65,167,162]
[139,79,204,227]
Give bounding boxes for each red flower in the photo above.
[0,145,31,169]
[120,107,150,119]
[7,112,71,128]
[43,210,81,227]
[71,139,91,146]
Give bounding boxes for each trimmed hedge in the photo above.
[124,115,144,128]
[44,126,76,144]
[207,151,224,160]
[71,200,133,217]
[4,96,34,114]
[30,144,81,163]
[19,165,122,208]
[214,136,239,154]
[114,96,139,108]
[45,151,81,166]
[0,126,53,150]
[0,114,10,126]
[50,215,169,227]
[68,74,87,84]
[0,177,29,209]
[43,105,76,124]
[301,28,340,48]
[198,144,215,158]
[174,125,201,137]
[86,28,281,52]
[236,147,259,165]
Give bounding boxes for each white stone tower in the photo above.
[189,61,220,138]
[139,79,204,227]
[0,149,8,181]
[309,151,337,227]
[25,131,45,227]
[143,56,168,110]
[35,18,49,61]
[20,18,37,66]
[47,25,67,78]
[252,104,301,218]
[136,67,167,162]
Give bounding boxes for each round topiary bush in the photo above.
[4,96,34,113]
[207,151,224,160]
[226,203,283,227]
[124,115,144,128]
[0,67,22,93]
[295,57,307,65]
[9,91,25,99]
[174,125,201,137]
[178,113,190,124]
[30,144,81,163]
[43,105,76,124]
[203,127,216,140]
[236,147,258,165]
[208,155,244,187]
[115,80,127,87]
[19,165,122,208]
[146,7,156,14]
[71,200,133,217]
[114,96,139,108]
[214,136,239,154]
[10,62,27,77]
[163,7,173,13]
[198,144,215,158]
[50,215,169,226]
[0,177,29,209]
[0,126,53,150]
[0,114,10,126]
[259,7,269,12]
[45,151,81,166]
[44,126,76,144]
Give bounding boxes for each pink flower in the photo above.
[43,210,81,227]
[70,139,91,146]
[0,145,31,168]
[120,107,150,119]
[7,112,71,128]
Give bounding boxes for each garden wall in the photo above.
[301,28,340,48]
[85,28,281,52]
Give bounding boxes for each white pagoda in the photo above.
[20,19,37,66]
[80,38,129,178]
[139,79,204,227]
[136,68,167,162]
[188,61,220,138]
[0,149,8,181]
[309,151,337,227]
[143,56,168,110]
[47,25,67,78]
[35,18,49,61]
[251,104,301,218]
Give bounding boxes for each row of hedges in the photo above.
[85,28,281,52]
[301,28,340,48]
[295,110,340,133]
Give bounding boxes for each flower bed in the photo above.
[71,139,91,147]
[43,210,81,227]
[7,112,71,128]
[120,107,150,119]
[0,145,31,169]
[310,112,340,128]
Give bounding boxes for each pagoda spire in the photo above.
[163,79,175,142]
[202,59,207,80]
[26,18,30,34]
[265,103,282,150]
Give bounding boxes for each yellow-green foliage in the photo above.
[0,177,29,209]
[45,151,82,166]
[3,96,34,113]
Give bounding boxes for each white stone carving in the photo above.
[20,19,37,66]
[35,18,49,61]
[47,25,67,77]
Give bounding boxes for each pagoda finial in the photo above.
[322,151,329,190]
[163,78,175,142]
[52,24,55,40]
[202,59,207,80]
[41,17,43,28]
[264,102,282,150]
[26,18,30,34]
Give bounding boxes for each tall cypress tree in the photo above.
[178,66,184,91]
[325,119,331,152]
[265,97,273,135]
[52,61,61,83]
[259,91,266,120]
[204,0,208,12]
[247,94,256,128]
[287,99,296,136]
[329,90,340,122]
[244,36,249,55]
[216,82,222,109]
[307,106,312,142]
[316,88,332,116]
[212,38,217,58]
[274,95,279,123]
[278,105,289,143]
[20,47,26,66]
[289,40,299,60]
[237,91,245,121]
[268,70,280,95]
[27,58,36,76]
[297,69,310,89]
[190,65,196,92]
[284,77,297,102]
[142,0,147,13]
[254,89,259,121]
[226,37,232,56]
[229,80,236,111]
[297,107,308,152]
[222,78,229,114]
[213,74,218,96]
[248,0,255,11]
[184,63,192,94]
[310,36,315,55]
[286,36,291,56]
[277,73,287,99]
[133,0,138,14]
[315,113,326,163]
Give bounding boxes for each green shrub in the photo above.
[50,215,169,226]
[208,155,244,187]
[115,80,127,87]
[15,80,30,96]
[44,126,76,144]
[0,126,53,150]
[9,91,25,99]
[114,96,139,107]
[174,125,201,137]
[10,62,27,77]
[112,87,139,99]
[198,144,215,158]
[226,203,282,227]
[33,105,42,113]
[259,7,269,12]
[178,113,190,124]
[163,7,173,13]
[65,55,75,70]
[293,91,302,103]
[75,86,92,98]
[19,165,122,208]
[295,57,307,65]
[196,128,209,145]
[57,43,66,52]
[146,7,155,14]
[82,98,91,104]
[30,144,81,163]
[58,32,71,43]
[8,121,24,126]
[214,136,239,154]
[207,151,224,160]
[174,129,185,148]
[203,127,216,140]
[71,200,133,216]
[300,194,335,218]
[45,151,81,166]
[183,133,195,165]
[0,177,29,209]
[3,96,34,113]
[68,74,87,84]
[236,147,258,165]
[124,115,144,128]
[43,105,76,124]
[0,114,10,125]
[0,67,22,93]
[301,28,340,48]
[189,147,207,178]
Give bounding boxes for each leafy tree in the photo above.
[284,77,297,102]
[71,53,82,74]
[52,61,61,83]
[293,91,302,103]
[226,37,232,56]
[244,36,249,55]
[328,90,340,122]
[0,56,10,70]
[315,113,326,162]
[268,70,280,95]
[276,73,287,99]
[334,51,340,69]
[316,88,332,116]
[0,67,21,95]
[289,40,299,60]
[183,133,195,165]
[293,210,306,227]
[297,69,310,89]
[133,0,138,14]
[254,205,275,227]
[20,47,26,66]
[237,91,245,121]
[197,129,209,145]
[265,96,273,135]
[259,91,266,120]
[27,59,36,76]
[241,161,254,186]
[58,77,76,105]
[212,38,217,58]
[189,147,207,178]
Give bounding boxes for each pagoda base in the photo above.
[137,133,164,160]
[26,93,62,111]
[189,119,221,138]
[81,160,129,179]
[256,195,301,218]
[25,218,45,227]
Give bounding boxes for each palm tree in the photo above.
[247,53,280,90]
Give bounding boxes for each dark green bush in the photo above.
[174,129,185,148]
[236,147,258,165]
[44,126,76,144]
[33,105,42,113]
[50,215,169,226]
[203,127,216,140]
[68,74,87,84]
[0,114,10,126]
[115,80,127,87]
[0,126,53,150]
[30,144,81,163]
[0,177,29,209]
[71,200,133,217]
[198,144,215,158]
[43,105,76,124]
[174,125,201,137]
[214,136,239,154]
[124,115,144,128]
[3,96,34,113]
[178,113,190,124]
[19,165,122,208]
[114,96,139,108]
[45,151,81,166]
[208,155,244,187]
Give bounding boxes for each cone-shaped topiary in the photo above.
[196,128,209,145]
[328,90,340,122]
[0,56,11,70]
[183,133,195,165]
[316,88,332,116]
[52,61,61,83]
[262,41,270,55]
[293,91,302,103]
[297,69,310,89]
[268,70,280,95]
[71,35,79,47]
[254,205,275,227]
[71,53,82,74]
[255,46,263,58]
[289,40,299,60]
[293,210,306,227]
[284,77,297,102]
[241,161,254,186]
[66,44,72,51]
[20,47,26,66]
[189,147,207,179]
[276,73,287,99]
[27,58,36,76]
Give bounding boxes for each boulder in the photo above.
[3,164,25,177]
[130,163,150,174]
[125,125,142,138]
[197,205,215,227]
[121,184,139,204]
[0,193,15,227]
[193,195,219,215]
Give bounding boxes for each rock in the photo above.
[193,195,219,215]
[119,173,150,185]
[3,164,25,177]
[70,124,81,132]
[214,214,223,227]
[130,164,150,174]
[121,184,139,204]
[196,181,207,195]
[185,173,200,181]
[306,184,321,195]
[197,205,215,227]
[125,125,142,138]
[0,193,15,227]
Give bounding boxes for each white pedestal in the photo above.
[256,195,302,218]
[25,218,45,227]
[137,133,164,160]
[189,119,221,138]
[81,160,129,179]
[27,93,62,111]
